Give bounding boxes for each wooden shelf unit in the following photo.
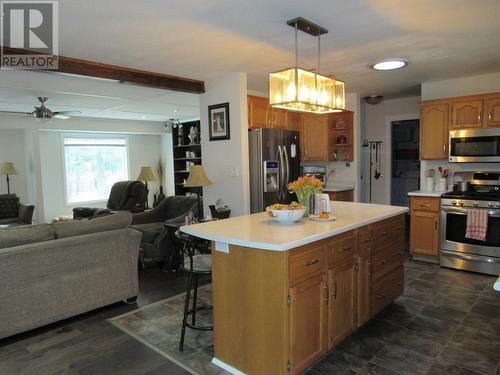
[172,120,202,196]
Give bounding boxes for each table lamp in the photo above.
[137,166,157,208]
[1,162,18,194]
[184,165,212,220]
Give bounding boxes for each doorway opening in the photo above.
[390,119,420,207]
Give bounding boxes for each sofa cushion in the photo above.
[0,224,55,249]
[130,222,165,243]
[0,194,19,219]
[54,211,132,239]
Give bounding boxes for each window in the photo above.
[63,136,129,204]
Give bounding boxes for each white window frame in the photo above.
[61,133,130,206]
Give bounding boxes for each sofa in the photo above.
[0,194,35,225]
[131,195,199,267]
[0,212,141,339]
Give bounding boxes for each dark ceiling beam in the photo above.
[1,47,205,93]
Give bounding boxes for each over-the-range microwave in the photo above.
[449,128,500,163]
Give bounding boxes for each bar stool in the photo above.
[175,230,212,352]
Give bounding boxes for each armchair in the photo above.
[131,195,199,267]
[0,194,34,225]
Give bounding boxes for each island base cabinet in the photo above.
[328,261,355,348]
[355,252,371,328]
[289,274,328,375]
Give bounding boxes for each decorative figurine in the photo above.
[188,125,199,145]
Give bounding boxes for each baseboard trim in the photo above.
[212,357,246,375]
[411,253,439,264]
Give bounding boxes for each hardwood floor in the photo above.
[0,268,196,375]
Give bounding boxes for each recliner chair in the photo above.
[0,194,34,225]
[73,181,147,219]
[131,195,199,267]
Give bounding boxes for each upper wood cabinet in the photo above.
[420,103,449,160]
[248,95,269,129]
[286,111,302,131]
[301,115,330,162]
[270,107,286,128]
[451,100,483,129]
[485,94,500,127]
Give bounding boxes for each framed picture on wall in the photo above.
[208,102,230,141]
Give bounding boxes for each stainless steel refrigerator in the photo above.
[249,128,301,213]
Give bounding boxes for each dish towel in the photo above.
[465,209,488,242]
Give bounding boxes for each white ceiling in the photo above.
[55,0,500,98]
[0,69,200,122]
[1,0,499,121]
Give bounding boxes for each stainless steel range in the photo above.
[440,172,500,275]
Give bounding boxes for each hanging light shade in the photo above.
[269,17,346,114]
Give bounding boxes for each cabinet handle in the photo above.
[478,111,482,124]
[380,258,388,264]
[489,110,493,122]
[343,246,352,251]
[305,149,308,155]
[323,284,328,304]
[443,144,446,153]
[435,218,438,230]
[362,238,371,243]
[381,231,388,236]
[331,279,337,299]
[304,259,319,267]
[378,292,387,299]
[420,204,431,208]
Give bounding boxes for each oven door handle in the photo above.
[441,250,500,264]
[441,207,500,217]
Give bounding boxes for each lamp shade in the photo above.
[184,165,212,187]
[137,166,156,182]
[1,162,18,175]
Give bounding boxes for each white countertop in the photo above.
[181,201,408,251]
[323,186,354,192]
[407,190,448,197]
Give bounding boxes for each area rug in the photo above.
[109,284,228,375]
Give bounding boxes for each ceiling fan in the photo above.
[0,97,81,120]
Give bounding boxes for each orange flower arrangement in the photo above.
[288,176,324,211]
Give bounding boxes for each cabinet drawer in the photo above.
[372,216,404,247]
[357,226,372,253]
[290,245,326,284]
[411,197,440,212]
[328,232,355,265]
[371,240,404,281]
[371,267,404,315]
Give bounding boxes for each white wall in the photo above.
[360,96,421,204]
[0,114,172,222]
[200,73,250,217]
[421,72,500,100]
[0,129,29,201]
[420,71,500,189]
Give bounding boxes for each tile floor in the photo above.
[307,261,500,375]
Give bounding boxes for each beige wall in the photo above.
[0,129,29,201]
[360,96,421,204]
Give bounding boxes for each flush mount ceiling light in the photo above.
[371,59,408,71]
[269,17,345,114]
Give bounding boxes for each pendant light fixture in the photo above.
[269,17,345,114]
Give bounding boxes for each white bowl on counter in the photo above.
[266,206,306,224]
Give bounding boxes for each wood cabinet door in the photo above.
[286,111,302,131]
[289,274,328,374]
[451,100,483,129]
[248,95,270,128]
[356,253,371,327]
[302,115,329,162]
[410,210,439,256]
[271,108,286,129]
[485,95,500,127]
[328,260,355,348]
[420,103,449,160]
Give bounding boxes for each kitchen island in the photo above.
[181,201,408,375]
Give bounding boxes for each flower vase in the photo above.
[296,191,312,217]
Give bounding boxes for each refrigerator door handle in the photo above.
[276,145,283,202]
[283,145,290,198]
